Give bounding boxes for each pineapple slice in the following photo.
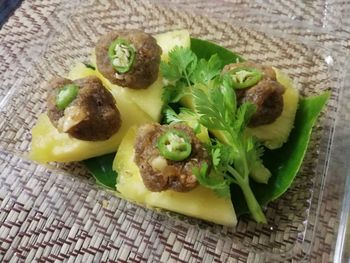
[154,29,191,62]
[29,92,152,163]
[68,63,98,80]
[30,64,153,163]
[246,68,299,149]
[113,126,237,226]
[91,67,164,122]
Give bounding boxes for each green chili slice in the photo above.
[157,129,192,161]
[56,84,79,110]
[108,38,136,74]
[229,67,262,89]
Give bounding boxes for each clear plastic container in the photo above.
[0,0,349,262]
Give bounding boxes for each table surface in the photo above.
[0,0,22,27]
[0,1,349,262]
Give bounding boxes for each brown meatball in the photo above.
[223,61,276,80]
[223,61,285,126]
[134,123,210,192]
[95,30,162,89]
[47,76,122,141]
[243,80,285,127]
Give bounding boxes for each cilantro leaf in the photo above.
[192,76,268,223]
[163,106,182,124]
[164,107,202,135]
[161,47,223,107]
[161,46,270,223]
[162,82,189,104]
[211,147,221,167]
[160,63,181,82]
[192,87,230,131]
[160,46,197,86]
[190,54,222,84]
[246,138,271,184]
[192,163,230,198]
[211,140,234,171]
[233,102,256,135]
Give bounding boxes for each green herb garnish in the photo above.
[162,46,269,223]
[164,107,201,134]
[108,38,136,74]
[192,84,267,223]
[160,47,222,104]
[56,84,79,110]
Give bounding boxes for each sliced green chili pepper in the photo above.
[108,38,136,74]
[157,129,192,161]
[56,84,79,110]
[229,67,262,89]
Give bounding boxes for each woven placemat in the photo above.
[0,1,349,262]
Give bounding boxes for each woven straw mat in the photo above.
[0,0,350,262]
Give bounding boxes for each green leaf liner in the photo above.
[83,153,117,190]
[231,93,329,215]
[190,38,244,64]
[83,37,329,217]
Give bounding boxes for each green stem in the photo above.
[183,70,192,88]
[227,165,266,223]
[240,181,267,223]
[227,166,242,181]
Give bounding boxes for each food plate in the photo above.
[0,0,347,261]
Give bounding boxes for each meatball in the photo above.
[134,123,210,192]
[223,61,285,126]
[95,30,162,89]
[47,76,122,141]
[243,80,285,127]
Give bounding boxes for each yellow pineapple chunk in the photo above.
[113,126,237,227]
[93,67,164,122]
[68,63,97,80]
[154,29,191,62]
[29,63,153,163]
[29,92,152,163]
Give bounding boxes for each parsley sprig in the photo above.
[160,47,222,104]
[193,83,267,223]
[161,46,268,223]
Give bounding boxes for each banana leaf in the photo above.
[83,153,117,190]
[231,93,329,215]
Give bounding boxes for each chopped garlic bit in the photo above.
[114,72,124,79]
[57,105,86,132]
[150,156,168,171]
